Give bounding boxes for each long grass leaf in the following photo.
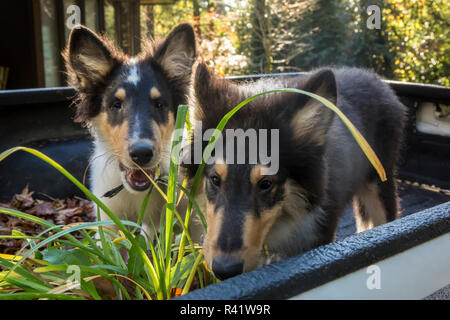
[164,105,188,299]
[182,251,204,295]
[0,292,85,300]
[0,147,162,297]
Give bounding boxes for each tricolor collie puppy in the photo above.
[64,24,196,236]
[186,63,406,280]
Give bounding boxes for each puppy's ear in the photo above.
[289,69,337,146]
[193,62,233,122]
[180,63,216,177]
[193,62,213,110]
[155,23,196,82]
[65,26,117,91]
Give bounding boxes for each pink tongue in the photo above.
[129,169,148,183]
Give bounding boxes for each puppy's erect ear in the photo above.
[290,69,337,146]
[193,62,239,113]
[193,62,213,110]
[155,23,196,82]
[182,63,218,177]
[65,26,118,90]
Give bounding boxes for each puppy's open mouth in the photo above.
[119,163,155,191]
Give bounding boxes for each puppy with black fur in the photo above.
[65,24,198,238]
[185,63,407,280]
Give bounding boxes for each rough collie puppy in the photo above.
[185,63,407,280]
[64,24,197,237]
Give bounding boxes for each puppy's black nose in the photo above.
[129,141,154,166]
[212,256,244,280]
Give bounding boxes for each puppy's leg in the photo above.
[353,178,399,233]
[318,201,348,244]
[377,176,400,223]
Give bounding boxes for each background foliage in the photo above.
[141,0,448,85]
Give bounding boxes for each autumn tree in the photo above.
[385,0,449,85]
[138,0,449,84]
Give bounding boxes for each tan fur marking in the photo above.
[194,177,207,215]
[214,160,228,181]
[159,51,192,79]
[282,179,310,217]
[240,204,283,271]
[150,87,161,99]
[291,84,331,145]
[202,177,311,273]
[203,199,224,269]
[354,183,387,232]
[115,88,126,100]
[291,105,322,144]
[78,54,111,77]
[146,111,174,168]
[250,165,268,185]
[94,112,129,162]
[202,201,283,273]
[154,111,175,147]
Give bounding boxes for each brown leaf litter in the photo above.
[0,185,95,255]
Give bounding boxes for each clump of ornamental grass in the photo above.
[0,105,214,300]
[0,89,385,300]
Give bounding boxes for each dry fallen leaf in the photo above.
[27,202,57,216]
[0,186,95,254]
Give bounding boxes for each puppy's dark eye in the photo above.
[210,174,221,187]
[111,99,122,109]
[258,178,273,192]
[154,99,163,109]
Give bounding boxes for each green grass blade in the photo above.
[164,105,188,299]
[182,251,204,295]
[176,183,207,231]
[0,147,162,297]
[0,292,85,300]
[2,275,52,292]
[137,187,153,226]
[0,257,50,290]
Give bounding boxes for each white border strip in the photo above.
[291,233,450,300]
